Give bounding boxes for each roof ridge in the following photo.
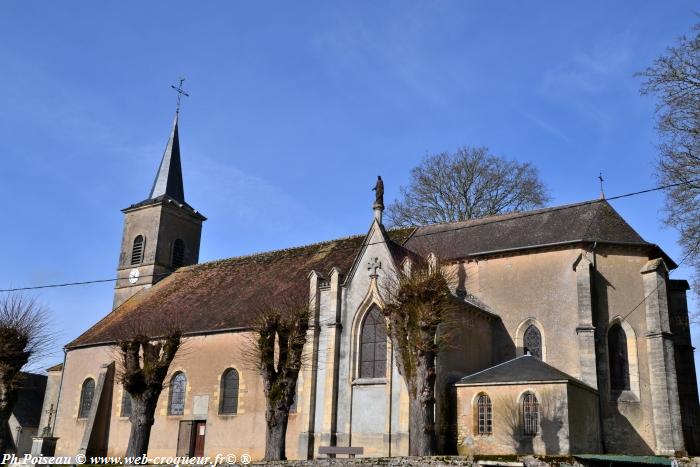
[411,199,606,232]
[458,355,530,381]
[183,226,415,271]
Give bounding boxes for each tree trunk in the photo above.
[408,356,437,456]
[264,407,290,461]
[0,382,18,454]
[124,395,157,461]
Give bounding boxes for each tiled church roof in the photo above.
[68,229,414,348]
[405,199,655,260]
[68,199,665,348]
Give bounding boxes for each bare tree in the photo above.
[115,318,182,461]
[245,289,310,461]
[382,265,458,456]
[639,21,700,296]
[386,147,550,227]
[0,293,49,454]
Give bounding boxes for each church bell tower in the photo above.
[113,110,206,309]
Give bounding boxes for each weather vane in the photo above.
[598,172,605,199]
[171,77,189,114]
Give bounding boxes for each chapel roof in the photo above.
[455,355,594,389]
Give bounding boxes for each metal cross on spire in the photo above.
[171,77,189,114]
[598,172,605,199]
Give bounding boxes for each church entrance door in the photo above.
[193,421,206,457]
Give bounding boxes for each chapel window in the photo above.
[131,235,145,265]
[522,392,539,435]
[79,378,95,419]
[476,394,493,435]
[608,323,631,391]
[359,307,387,379]
[523,325,542,359]
[121,388,132,417]
[171,239,185,268]
[219,368,239,414]
[169,372,187,415]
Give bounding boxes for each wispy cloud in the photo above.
[521,111,570,142]
[537,31,635,129]
[188,152,332,238]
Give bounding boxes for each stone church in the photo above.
[40,113,700,460]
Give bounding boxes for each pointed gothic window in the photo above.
[523,325,542,359]
[219,368,239,414]
[359,307,387,379]
[79,378,95,419]
[171,239,185,268]
[476,394,493,435]
[121,388,132,417]
[168,372,186,415]
[131,235,145,265]
[522,392,539,435]
[608,323,631,391]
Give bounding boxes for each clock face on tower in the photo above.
[128,268,140,284]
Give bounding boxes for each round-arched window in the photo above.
[168,372,187,415]
[78,378,95,419]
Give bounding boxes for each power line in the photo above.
[1,177,698,293]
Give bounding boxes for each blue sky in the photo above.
[0,1,698,372]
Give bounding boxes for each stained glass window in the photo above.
[79,378,95,419]
[220,368,239,414]
[608,323,631,391]
[523,325,542,359]
[169,373,187,415]
[359,308,387,379]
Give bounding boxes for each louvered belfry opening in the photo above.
[131,235,145,265]
[171,239,185,268]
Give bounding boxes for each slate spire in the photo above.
[149,113,185,203]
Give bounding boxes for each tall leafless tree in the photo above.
[639,21,700,296]
[245,290,310,461]
[0,293,50,454]
[382,265,457,456]
[386,147,550,227]
[115,318,182,461]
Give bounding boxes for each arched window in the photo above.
[120,388,132,417]
[476,394,493,435]
[522,392,539,435]
[171,239,185,268]
[359,307,387,379]
[523,325,542,359]
[131,235,145,265]
[608,323,631,391]
[219,368,239,414]
[168,372,186,415]
[78,378,95,419]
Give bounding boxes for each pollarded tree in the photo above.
[247,290,310,461]
[386,147,550,227]
[116,322,182,461]
[638,21,700,297]
[0,293,49,454]
[383,264,457,456]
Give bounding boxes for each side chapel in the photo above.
[40,112,700,459]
